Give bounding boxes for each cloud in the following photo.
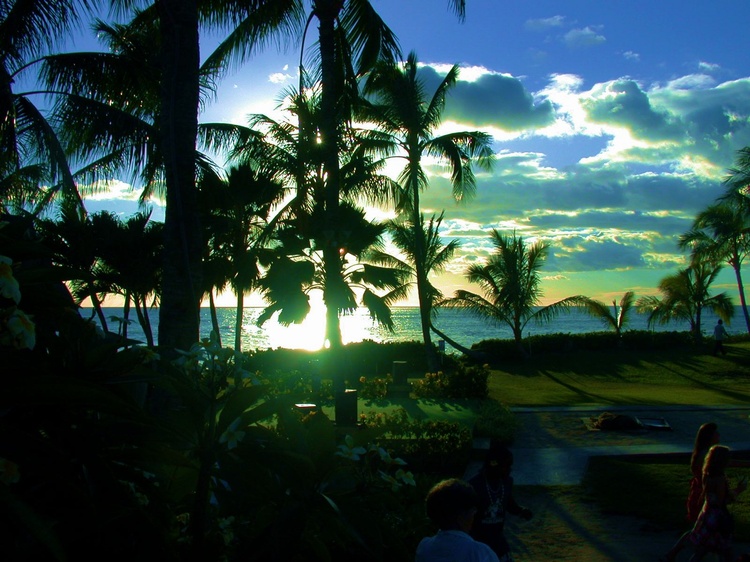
[418,65,555,131]
[581,79,682,141]
[525,16,567,31]
[563,26,606,49]
[623,51,640,62]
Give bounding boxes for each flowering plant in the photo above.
[0,254,35,350]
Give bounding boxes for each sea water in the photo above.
[86,305,740,352]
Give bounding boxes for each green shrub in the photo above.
[357,373,392,399]
[411,362,489,399]
[359,408,473,476]
[473,400,517,444]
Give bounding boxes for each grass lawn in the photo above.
[486,341,750,407]
[474,340,750,549]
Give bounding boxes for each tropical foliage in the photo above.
[440,230,589,356]
[636,261,734,343]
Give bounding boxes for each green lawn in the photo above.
[481,340,750,544]
[486,341,750,406]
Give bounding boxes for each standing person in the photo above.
[689,445,747,561]
[662,422,720,561]
[714,319,730,356]
[468,442,532,561]
[416,478,500,562]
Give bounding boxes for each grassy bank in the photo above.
[486,340,750,407]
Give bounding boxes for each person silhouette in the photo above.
[468,442,532,561]
[713,319,729,356]
[416,478,499,562]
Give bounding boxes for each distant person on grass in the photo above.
[688,444,747,561]
[714,319,730,356]
[416,478,499,562]
[468,442,532,561]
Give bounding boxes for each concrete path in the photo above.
[465,404,750,486]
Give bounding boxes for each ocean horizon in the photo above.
[84,305,743,353]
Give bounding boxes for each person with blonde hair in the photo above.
[688,445,747,561]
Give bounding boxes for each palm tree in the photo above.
[199,163,285,351]
[206,87,402,343]
[91,210,163,347]
[299,1,469,349]
[257,201,410,341]
[440,230,589,357]
[362,51,494,370]
[679,194,750,333]
[0,0,91,216]
[376,212,459,364]
[636,262,734,343]
[582,291,635,338]
[38,207,111,333]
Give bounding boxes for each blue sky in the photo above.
[81,0,750,308]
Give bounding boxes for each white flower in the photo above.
[219,418,245,450]
[335,434,367,461]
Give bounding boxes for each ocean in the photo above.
[87,305,740,352]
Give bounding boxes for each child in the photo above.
[689,445,747,561]
[416,478,500,562]
[469,442,532,561]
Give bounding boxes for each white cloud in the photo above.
[666,73,717,90]
[563,27,606,48]
[269,72,293,84]
[623,51,640,62]
[525,16,566,31]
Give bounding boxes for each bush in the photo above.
[473,400,517,444]
[472,329,700,359]
[357,373,392,399]
[360,408,473,476]
[411,362,489,399]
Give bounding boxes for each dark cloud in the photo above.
[582,79,682,141]
[547,238,646,272]
[418,66,555,131]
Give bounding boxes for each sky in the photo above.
[80,0,750,308]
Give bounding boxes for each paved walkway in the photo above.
[465,404,750,485]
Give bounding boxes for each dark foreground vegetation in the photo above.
[7,289,750,561]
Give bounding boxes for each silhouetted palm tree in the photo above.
[362,51,493,370]
[257,201,410,342]
[441,230,588,357]
[0,0,90,215]
[680,193,750,333]
[582,291,635,338]
[636,262,734,343]
[199,163,285,351]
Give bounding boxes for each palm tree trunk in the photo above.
[156,0,202,353]
[234,290,244,352]
[89,289,109,334]
[209,290,222,347]
[732,265,750,333]
[430,323,487,362]
[317,0,344,352]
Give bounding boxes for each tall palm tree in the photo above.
[0,0,91,216]
[636,262,734,343]
[91,210,163,347]
[198,163,285,351]
[440,230,588,357]
[205,87,401,342]
[583,291,635,338]
[376,211,460,364]
[679,193,750,333]
[362,51,494,370]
